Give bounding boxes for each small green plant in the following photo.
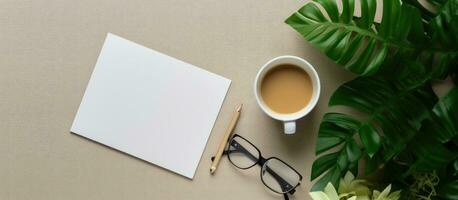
[309,172,400,200]
[338,172,370,199]
[285,0,458,199]
[310,183,347,200]
[371,185,401,200]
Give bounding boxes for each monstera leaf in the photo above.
[286,0,458,78]
[428,0,458,46]
[414,0,458,78]
[311,113,362,191]
[437,159,458,200]
[312,85,458,191]
[285,0,425,75]
[407,87,458,172]
[311,71,438,191]
[438,179,458,200]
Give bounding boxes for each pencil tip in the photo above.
[237,104,243,112]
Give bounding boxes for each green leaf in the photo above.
[297,3,327,23]
[365,153,382,175]
[312,112,361,191]
[401,0,435,20]
[337,150,350,170]
[438,180,458,200]
[453,159,458,176]
[404,86,458,173]
[406,3,427,43]
[316,136,344,155]
[358,0,376,29]
[321,113,361,131]
[430,0,458,48]
[430,87,458,142]
[348,161,359,176]
[330,76,437,155]
[311,152,340,180]
[285,0,425,75]
[346,140,362,162]
[359,123,382,157]
[316,113,360,154]
[378,0,402,38]
[314,0,339,22]
[311,165,342,191]
[340,0,355,23]
[310,64,438,184]
[405,0,458,79]
[452,70,458,84]
[408,134,458,172]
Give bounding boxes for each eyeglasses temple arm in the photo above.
[283,193,289,200]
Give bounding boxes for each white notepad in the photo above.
[71,33,231,179]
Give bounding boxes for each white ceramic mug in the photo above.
[254,55,321,134]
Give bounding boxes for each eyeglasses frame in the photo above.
[223,134,303,197]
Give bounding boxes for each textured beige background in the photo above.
[0,1,355,199]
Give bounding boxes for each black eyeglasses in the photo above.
[211,134,302,200]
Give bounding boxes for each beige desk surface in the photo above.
[0,1,355,199]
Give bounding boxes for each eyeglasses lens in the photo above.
[227,136,260,169]
[261,158,300,194]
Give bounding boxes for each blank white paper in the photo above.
[70,33,231,179]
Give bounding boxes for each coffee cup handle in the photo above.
[284,121,296,134]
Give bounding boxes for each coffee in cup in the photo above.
[261,64,313,114]
[254,55,320,134]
